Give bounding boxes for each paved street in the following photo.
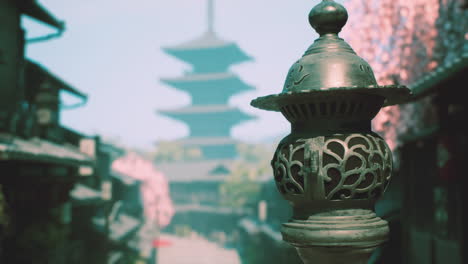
[157,234,241,264]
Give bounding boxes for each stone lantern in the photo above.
[251,1,411,263]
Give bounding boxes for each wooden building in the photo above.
[0,1,95,263]
[391,53,467,264]
[340,0,467,263]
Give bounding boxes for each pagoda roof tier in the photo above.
[159,105,249,115]
[162,32,252,73]
[158,105,255,138]
[157,159,236,183]
[161,73,254,105]
[178,138,240,159]
[178,137,238,146]
[179,138,240,160]
[159,105,255,123]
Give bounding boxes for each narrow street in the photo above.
[157,234,241,264]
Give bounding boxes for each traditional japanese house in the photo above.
[104,168,145,264]
[340,0,467,263]
[70,139,122,264]
[112,152,174,264]
[0,60,94,263]
[0,1,96,263]
[394,54,467,264]
[70,140,164,264]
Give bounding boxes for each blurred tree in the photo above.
[174,224,195,237]
[151,141,203,162]
[219,167,262,208]
[219,143,274,208]
[342,0,467,150]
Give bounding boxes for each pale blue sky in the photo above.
[23,0,348,150]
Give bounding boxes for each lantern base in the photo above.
[281,209,388,264]
[296,246,375,264]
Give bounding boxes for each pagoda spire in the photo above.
[208,0,214,33]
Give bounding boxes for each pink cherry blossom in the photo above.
[112,152,174,228]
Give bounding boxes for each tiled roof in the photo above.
[408,52,468,102]
[0,133,94,166]
[70,184,101,201]
[26,59,87,100]
[160,105,240,114]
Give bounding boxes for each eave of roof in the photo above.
[163,31,231,51]
[162,32,252,65]
[19,0,64,30]
[159,105,256,120]
[406,52,468,102]
[161,72,235,82]
[160,105,239,114]
[0,133,94,167]
[26,59,88,100]
[70,184,102,201]
[178,137,238,146]
[160,72,254,92]
[158,106,256,125]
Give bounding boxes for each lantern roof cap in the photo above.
[251,0,411,111]
[309,0,348,36]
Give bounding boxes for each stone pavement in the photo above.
[156,233,241,264]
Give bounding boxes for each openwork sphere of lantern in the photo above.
[251,1,411,263]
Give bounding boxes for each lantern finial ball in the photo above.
[309,0,348,35]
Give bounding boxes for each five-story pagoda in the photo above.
[159,0,254,160]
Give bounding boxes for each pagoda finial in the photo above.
[208,0,214,33]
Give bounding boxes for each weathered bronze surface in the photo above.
[250,0,411,263]
[273,133,392,200]
[251,0,410,112]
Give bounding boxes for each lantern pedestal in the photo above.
[282,209,388,264]
[272,131,392,264]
